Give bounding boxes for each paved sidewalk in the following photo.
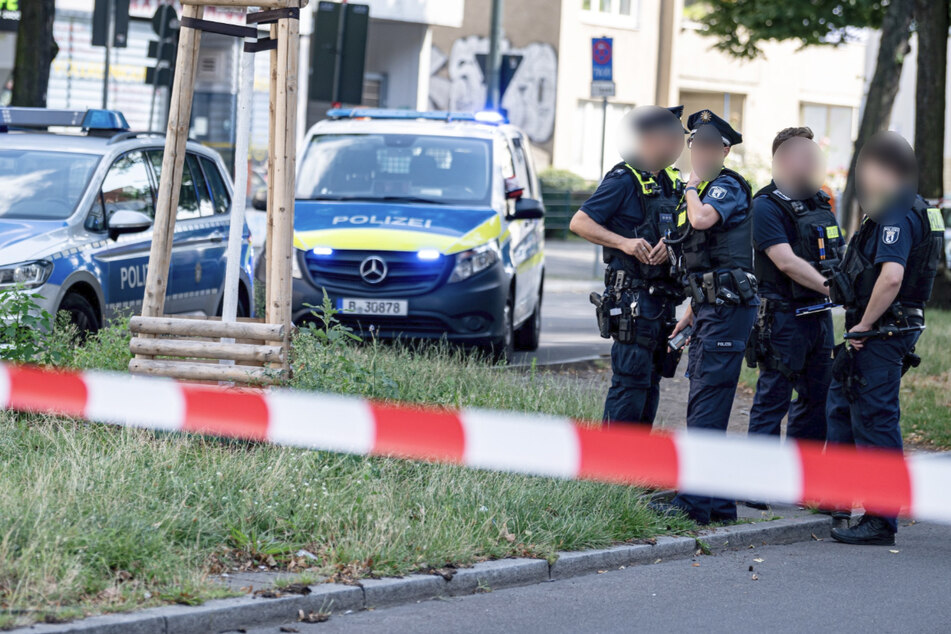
[250,520,950,634]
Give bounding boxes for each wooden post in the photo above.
[265,21,278,323]
[140,3,204,320]
[268,13,299,370]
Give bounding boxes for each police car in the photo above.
[281,109,545,359]
[0,108,255,332]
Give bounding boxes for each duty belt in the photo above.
[686,268,758,306]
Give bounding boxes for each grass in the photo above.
[739,308,951,449]
[0,310,694,627]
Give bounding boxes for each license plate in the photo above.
[337,298,408,316]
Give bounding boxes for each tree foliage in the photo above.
[695,0,888,60]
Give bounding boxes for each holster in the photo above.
[832,343,866,402]
[826,269,856,306]
[746,301,800,379]
[590,292,612,339]
[902,348,921,376]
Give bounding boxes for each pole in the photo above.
[485,0,503,110]
[101,0,113,109]
[222,32,254,337]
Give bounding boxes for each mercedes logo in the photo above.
[359,255,388,284]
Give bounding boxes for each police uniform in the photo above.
[582,107,686,426]
[747,184,845,441]
[666,110,757,524]
[825,192,944,539]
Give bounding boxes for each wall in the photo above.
[365,19,431,110]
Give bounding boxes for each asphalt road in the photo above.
[512,240,613,366]
[250,520,951,634]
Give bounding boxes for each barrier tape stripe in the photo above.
[1,363,949,524]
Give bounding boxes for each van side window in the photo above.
[89,150,154,232]
[188,154,216,217]
[510,137,533,199]
[147,150,202,220]
[199,156,231,215]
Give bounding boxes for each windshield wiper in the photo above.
[299,195,444,205]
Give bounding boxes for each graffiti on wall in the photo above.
[429,36,557,144]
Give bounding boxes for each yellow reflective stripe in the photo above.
[677,210,687,227]
[294,228,458,253]
[516,250,544,274]
[499,227,512,244]
[927,207,945,231]
[445,215,502,254]
[664,165,681,185]
[825,225,840,239]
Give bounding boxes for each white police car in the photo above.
[280,109,545,360]
[0,108,255,332]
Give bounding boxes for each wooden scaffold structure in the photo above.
[129,0,303,384]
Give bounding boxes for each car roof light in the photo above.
[0,107,129,133]
[326,108,505,125]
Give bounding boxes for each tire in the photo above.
[58,292,100,337]
[217,286,251,318]
[489,299,515,363]
[514,282,543,352]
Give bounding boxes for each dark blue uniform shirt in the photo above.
[752,193,797,299]
[580,166,645,235]
[703,174,749,229]
[864,202,924,268]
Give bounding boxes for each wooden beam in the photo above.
[139,3,203,320]
[130,315,285,341]
[129,359,280,384]
[269,14,300,371]
[265,21,278,324]
[129,337,284,363]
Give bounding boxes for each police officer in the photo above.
[825,132,944,546]
[653,110,757,525]
[747,128,845,446]
[570,105,687,426]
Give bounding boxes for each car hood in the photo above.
[292,200,501,254]
[0,219,71,265]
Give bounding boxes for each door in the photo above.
[507,134,544,325]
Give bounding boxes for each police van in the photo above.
[0,108,255,332]
[282,109,545,360]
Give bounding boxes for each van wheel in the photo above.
[217,289,251,318]
[59,293,100,336]
[489,299,514,363]
[514,285,543,351]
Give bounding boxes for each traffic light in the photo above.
[145,5,180,89]
[92,0,130,48]
[309,1,369,104]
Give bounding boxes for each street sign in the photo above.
[0,0,20,34]
[590,80,616,98]
[591,37,613,82]
[475,53,523,100]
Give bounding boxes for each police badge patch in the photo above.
[882,226,900,244]
[708,186,727,200]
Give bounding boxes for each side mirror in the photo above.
[504,176,524,200]
[251,188,268,211]
[107,209,152,240]
[510,197,545,220]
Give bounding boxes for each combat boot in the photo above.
[830,515,895,546]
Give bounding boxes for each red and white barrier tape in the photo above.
[1,363,949,523]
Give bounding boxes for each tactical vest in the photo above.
[839,197,945,309]
[603,162,683,286]
[672,167,753,274]
[752,184,845,302]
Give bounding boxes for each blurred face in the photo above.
[617,106,685,173]
[855,132,918,220]
[688,135,729,182]
[772,136,825,200]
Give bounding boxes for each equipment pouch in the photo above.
[617,315,635,344]
[731,269,757,302]
[687,276,705,304]
[826,271,855,306]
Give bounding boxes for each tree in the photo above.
[11,0,58,107]
[913,0,949,202]
[698,0,915,232]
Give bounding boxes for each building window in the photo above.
[582,0,638,27]
[800,103,855,174]
[571,99,635,181]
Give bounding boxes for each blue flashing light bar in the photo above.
[327,108,507,125]
[0,107,129,132]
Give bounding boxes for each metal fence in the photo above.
[540,189,593,238]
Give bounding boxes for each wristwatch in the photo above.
[685,186,699,193]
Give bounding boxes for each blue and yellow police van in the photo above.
[282,109,546,360]
[0,107,255,332]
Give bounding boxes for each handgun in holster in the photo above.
[589,292,612,339]
[902,348,921,376]
[832,343,866,402]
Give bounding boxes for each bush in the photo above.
[538,167,592,192]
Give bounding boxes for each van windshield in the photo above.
[0,150,100,220]
[296,134,493,206]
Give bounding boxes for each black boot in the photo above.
[831,515,895,546]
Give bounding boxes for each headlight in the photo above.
[448,242,500,283]
[0,260,53,289]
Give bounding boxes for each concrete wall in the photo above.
[366,19,431,110]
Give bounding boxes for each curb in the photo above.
[19,515,832,633]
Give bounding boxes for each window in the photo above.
[188,154,215,217]
[147,150,203,220]
[510,137,534,198]
[200,156,232,215]
[800,103,855,174]
[582,0,637,24]
[571,99,635,181]
[92,151,154,231]
[0,150,99,220]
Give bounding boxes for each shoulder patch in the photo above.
[708,186,727,200]
[882,226,900,245]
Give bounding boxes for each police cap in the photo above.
[686,109,743,146]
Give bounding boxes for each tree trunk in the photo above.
[840,0,915,234]
[914,0,949,203]
[10,0,58,107]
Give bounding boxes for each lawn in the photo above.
[0,300,692,627]
[739,308,951,449]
